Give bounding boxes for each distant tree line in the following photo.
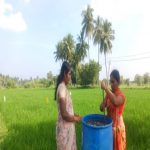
[120,73,150,86]
[0,72,56,89]
[0,72,149,89]
[0,61,101,88]
[133,73,150,86]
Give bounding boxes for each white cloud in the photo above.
[0,0,27,32]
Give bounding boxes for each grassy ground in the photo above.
[0,88,150,150]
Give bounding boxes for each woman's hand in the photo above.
[74,114,80,117]
[101,80,107,90]
[74,115,82,123]
[100,102,105,112]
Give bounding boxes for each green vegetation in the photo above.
[0,88,150,150]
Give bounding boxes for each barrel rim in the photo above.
[82,114,113,129]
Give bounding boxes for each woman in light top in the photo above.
[55,61,81,150]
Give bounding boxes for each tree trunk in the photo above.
[88,38,90,61]
[98,44,100,84]
[108,60,111,80]
[75,65,77,85]
[104,53,108,85]
[98,44,100,66]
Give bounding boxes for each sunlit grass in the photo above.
[0,88,150,150]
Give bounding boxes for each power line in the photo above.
[99,51,150,65]
[109,51,150,59]
[110,56,150,62]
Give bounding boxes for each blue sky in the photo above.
[0,0,150,80]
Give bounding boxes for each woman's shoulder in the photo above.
[57,82,67,98]
[116,88,125,100]
[58,82,66,90]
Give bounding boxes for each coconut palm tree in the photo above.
[54,34,75,63]
[93,16,103,66]
[72,31,89,84]
[81,5,94,61]
[100,19,115,84]
[93,16,103,83]
[54,41,64,62]
[75,31,88,62]
[63,34,75,63]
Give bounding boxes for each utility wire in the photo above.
[109,51,150,59]
[110,56,150,62]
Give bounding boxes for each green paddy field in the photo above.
[0,88,150,150]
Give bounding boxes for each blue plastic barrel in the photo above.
[82,114,113,150]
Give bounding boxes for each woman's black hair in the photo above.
[54,61,71,100]
[110,69,120,84]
